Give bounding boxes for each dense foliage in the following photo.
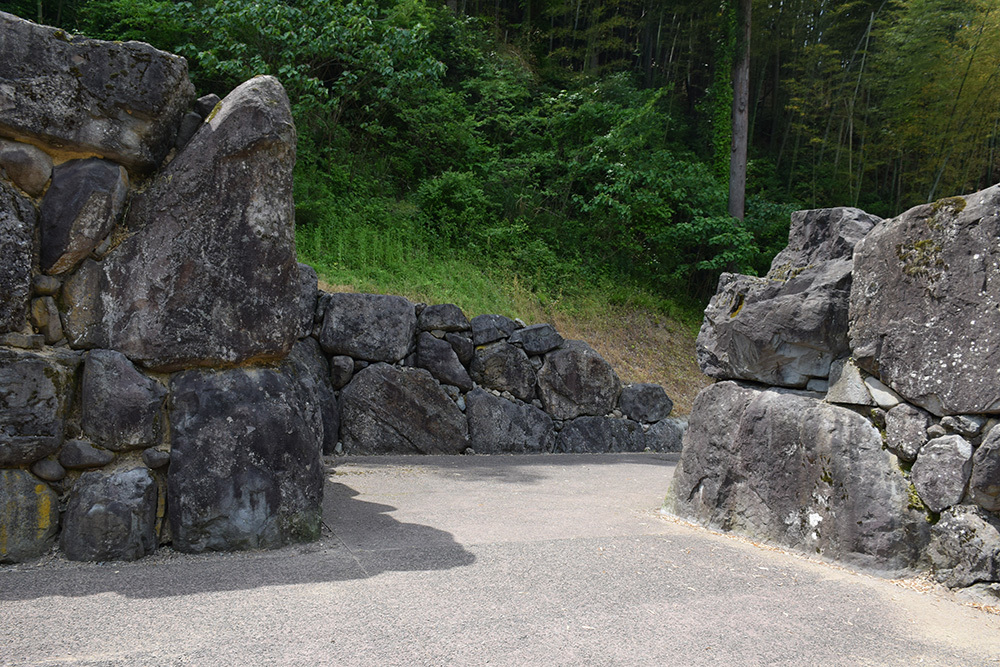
[9,0,999,304]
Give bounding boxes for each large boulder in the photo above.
[418,303,470,332]
[81,349,166,452]
[284,337,339,456]
[927,505,1000,588]
[969,428,1000,512]
[509,324,563,355]
[850,185,1000,415]
[697,207,878,388]
[0,138,52,195]
[0,470,59,563]
[555,416,644,453]
[60,76,300,371]
[339,363,468,455]
[167,364,324,553]
[666,381,930,569]
[60,467,158,562]
[417,332,473,392]
[39,158,128,275]
[469,342,536,402]
[465,388,554,454]
[536,340,621,420]
[0,348,79,466]
[319,293,416,363]
[619,383,673,423]
[0,180,34,334]
[911,435,974,513]
[0,11,195,172]
[471,314,517,346]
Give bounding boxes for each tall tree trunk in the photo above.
[729,0,752,221]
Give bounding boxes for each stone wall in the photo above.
[0,12,682,565]
[668,194,1000,591]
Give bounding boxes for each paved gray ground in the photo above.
[2,453,999,666]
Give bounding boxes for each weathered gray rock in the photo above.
[31,274,60,297]
[850,186,1000,415]
[168,364,324,553]
[825,357,874,406]
[885,404,931,463]
[0,138,52,195]
[0,11,196,172]
[297,263,318,340]
[60,77,300,370]
[418,304,470,332]
[339,364,468,455]
[0,332,43,349]
[941,415,986,439]
[60,467,157,562]
[194,93,221,117]
[0,180,34,334]
[555,416,643,453]
[911,435,974,513]
[141,448,170,469]
[30,458,65,481]
[284,337,339,456]
[446,332,474,366]
[81,349,166,452]
[0,348,79,466]
[39,158,128,275]
[865,377,902,410]
[927,505,1000,588]
[970,428,1000,512]
[666,381,930,569]
[643,418,685,452]
[619,383,673,423]
[509,324,563,355]
[320,293,416,363]
[470,342,536,402]
[471,314,517,346]
[29,296,62,344]
[418,332,473,392]
[465,388,554,454]
[0,470,58,563]
[698,208,878,388]
[174,111,202,149]
[537,340,621,420]
[59,439,114,469]
[329,355,354,390]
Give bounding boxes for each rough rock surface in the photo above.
[927,505,1000,588]
[471,314,517,346]
[697,208,878,388]
[0,11,195,172]
[39,158,128,275]
[911,435,974,513]
[555,416,644,453]
[0,138,52,195]
[339,364,468,455]
[885,404,931,463]
[850,185,1000,415]
[0,470,59,563]
[58,440,114,469]
[644,418,685,452]
[825,357,874,406]
[667,381,929,569]
[418,304,470,332]
[284,337,339,456]
[619,383,673,423]
[0,181,34,334]
[320,293,416,363]
[61,76,299,371]
[329,355,354,390]
[446,332,474,367]
[60,467,157,562]
[0,348,79,466]
[81,349,166,451]
[168,365,324,553]
[469,342,536,402]
[29,296,63,344]
[537,340,621,420]
[509,324,563,355]
[418,332,473,392]
[297,263,318,340]
[465,389,554,454]
[969,428,1000,512]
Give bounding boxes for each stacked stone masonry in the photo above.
[0,12,682,564]
[670,190,1000,592]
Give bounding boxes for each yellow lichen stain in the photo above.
[35,484,51,536]
[206,102,223,123]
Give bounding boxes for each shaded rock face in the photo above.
[339,364,468,455]
[509,324,563,355]
[970,428,1000,512]
[469,342,536,402]
[61,76,300,371]
[320,293,416,363]
[297,263,318,340]
[471,314,517,346]
[60,467,157,562]
[911,435,973,513]
[81,349,166,452]
[619,383,673,423]
[0,11,195,172]
[0,138,52,196]
[39,158,128,275]
[928,506,1000,588]
[667,382,929,569]
[555,416,643,453]
[168,365,324,553]
[885,403,931,463]
[697,208,878,388]
[418,332,473,392]
[284,337,339,456]
[850,185,1000,415]
[537,340,621,420]
[0,348,79,466]
[0,180,34,334]
[0,470,59,562]
[465,388,554,454]
[418,304,470,332]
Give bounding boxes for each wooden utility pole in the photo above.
[729,0,752,221]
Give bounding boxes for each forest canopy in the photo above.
[9,0,1000,303]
